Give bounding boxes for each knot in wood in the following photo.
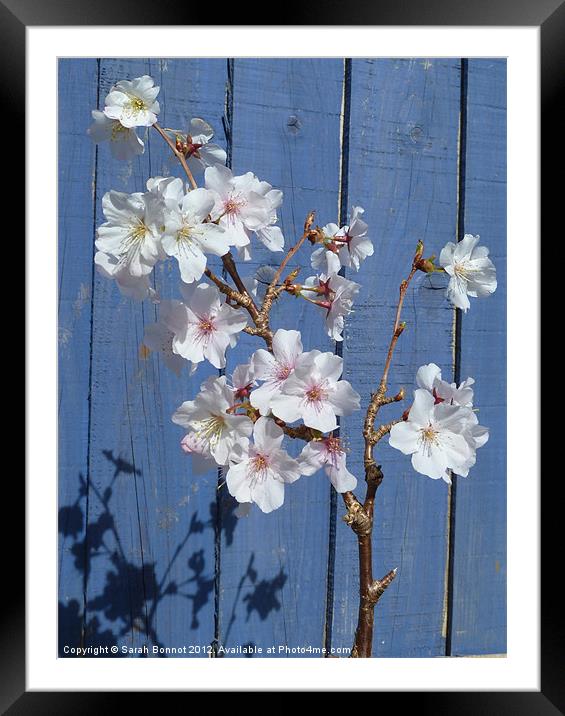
[343,501,372,536]
[365,462,383,487]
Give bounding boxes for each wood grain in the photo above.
[449,59,507,656]
[58,58,99,654]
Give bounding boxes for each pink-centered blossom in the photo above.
[226,417,302,513]
[172,375,253,466]
[416,362,475,408]
[205,165,282,259]
[163,283,247,369]
[298,437,357,492]
[250,329,307,415]
[270,351,360,433]
[389,389,475,483]
[183,118,227,173]
[303,273,360,342]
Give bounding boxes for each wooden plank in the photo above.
[83,59,228,655]
[450,59,507,655]
[331,59,462,656]
[58,58,99,654]
[218,59,344,656]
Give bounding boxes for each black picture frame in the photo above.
[13,0,555,709]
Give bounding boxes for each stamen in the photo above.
[194,415,225,446]
[248,452,271,485]
[224,195,247,216]
[198,317,214,334]
[419,424,440,456]
[275,363,292,382]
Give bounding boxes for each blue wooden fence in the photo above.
[58,58,506,657]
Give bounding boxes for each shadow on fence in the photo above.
[58,450,287,657]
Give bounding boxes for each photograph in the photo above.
[57,56,506,660]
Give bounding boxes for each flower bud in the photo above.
[414,240,425,264]
[286,283,302,296]
[284,268,300,284]
[415,257,436,273]
[307,226,325,245]
[304,211,316,232]
[395,321,406,337]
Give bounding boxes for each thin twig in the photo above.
[261,211,316,315]
[344,246,423,658]
[153,122,198,190]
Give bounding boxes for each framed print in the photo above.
[14,0,553,709]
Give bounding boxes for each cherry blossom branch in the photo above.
[260,211,317,316]
[220,253,260,320]
[153,122,198,190]
[341,244,424,658]
[363,247,421,450]
[203,267,257,315]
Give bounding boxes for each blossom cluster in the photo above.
[88,74,498,514]
[389,363,489,484]
[93,167,286,303]
[172,329,360,513]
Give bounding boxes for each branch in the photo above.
[343,245,424,658]
[261,211,316,316]
[203,268,256,314]
[153,123,198,190]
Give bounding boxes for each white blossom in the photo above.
[335,206,374,270]
[205,165,281,259]
[250,329,307,415]
[298,437,357,492]
[172,375,253,466]
[270,351,360,433]
[162,188,230,284]
[103,75,160,128]
[416,362,475,408]
[180,432,217,474]
[230,363,256,401]
[226,417,301,513]
[389,389,475,482]
[146,175,185,209]
[143,300,194,376]
[310,208,373,274]
[163,282,247,369]
[250,179,285,253]
[310,223,342,276]
[87,110,145,160]
[183,118,227,172]
[94,251,157,301]
[95,190,164,277]
[303,273,360,341]
[440,234,497,312]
